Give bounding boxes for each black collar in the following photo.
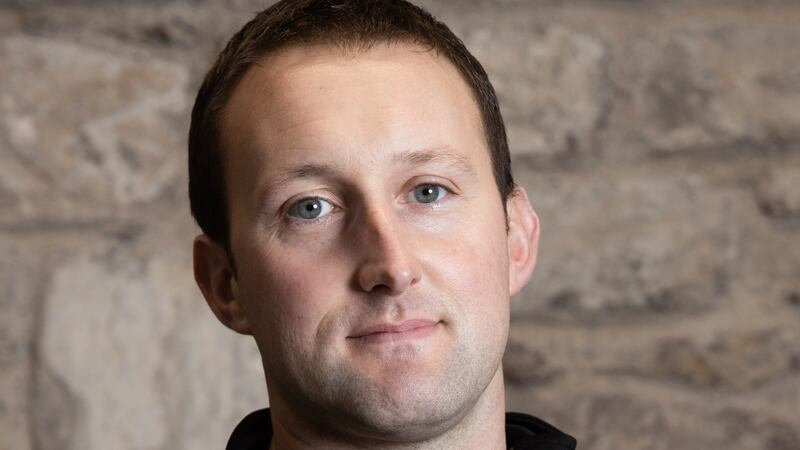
[227,409,576,450]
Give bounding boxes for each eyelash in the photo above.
[284,182,454,225]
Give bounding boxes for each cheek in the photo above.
[431,216,510,312]
[430,225,510,363]
[239,249,345,350]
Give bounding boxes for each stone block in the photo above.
[35,236,266,450]
[0,35,188,225]
[581,394,800,450]
[512,168,745,321]
[623,326,800,390]
[509,378,800,450]
[457,23,610,160]
[607,23,800,156]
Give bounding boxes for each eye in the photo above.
[288,197,335,220]
[410,183,449,204]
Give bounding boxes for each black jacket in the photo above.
[227,408,576,449]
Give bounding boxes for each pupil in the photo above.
[415,185,438,203]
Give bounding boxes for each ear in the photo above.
[193,234,252,335]
[506,186,540,296]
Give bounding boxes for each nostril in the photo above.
[356,258,421,294]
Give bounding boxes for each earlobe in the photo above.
[193,235,252,335]
[506,186,540,296]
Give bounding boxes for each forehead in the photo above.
[219,42,486,186]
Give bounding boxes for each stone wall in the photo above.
[1,1,798,449]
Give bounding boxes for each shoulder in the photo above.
[226,408,272,450]
[505,412,577,450]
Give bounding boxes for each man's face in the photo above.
[219,43,523,439]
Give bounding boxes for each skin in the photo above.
[194,42,540,450]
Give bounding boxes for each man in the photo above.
[189,0,577,449]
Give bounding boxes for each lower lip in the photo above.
[349,322,441,345]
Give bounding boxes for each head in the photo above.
[190,0,539,445]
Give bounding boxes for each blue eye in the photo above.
[289,198,335,220]
[411,184,448,204]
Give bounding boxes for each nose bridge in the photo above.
[364,205,402,256]
[354,201,421,294]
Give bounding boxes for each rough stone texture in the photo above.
[634,327,800,390]
[460,22,610,160]
[0,238,46,450]
[28,225,266,450]
[1,1,799,449]
[576,396,800,450]
[755,161,800,218]
[0,34,188,226]
[513,167,744,321]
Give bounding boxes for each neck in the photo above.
[268,368,507,450]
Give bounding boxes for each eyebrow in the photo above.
[273,162,343,186]
[392,146,477,177]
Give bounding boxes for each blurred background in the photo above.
[1,0,799,449]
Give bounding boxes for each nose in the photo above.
[355,208,422,294]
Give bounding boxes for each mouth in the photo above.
[347,319,442,344]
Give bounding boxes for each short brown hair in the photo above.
[189,0,514,253]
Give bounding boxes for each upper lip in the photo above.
[347,319,440,338]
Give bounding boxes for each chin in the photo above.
[330,361,487,442]
[347,395,464,443]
